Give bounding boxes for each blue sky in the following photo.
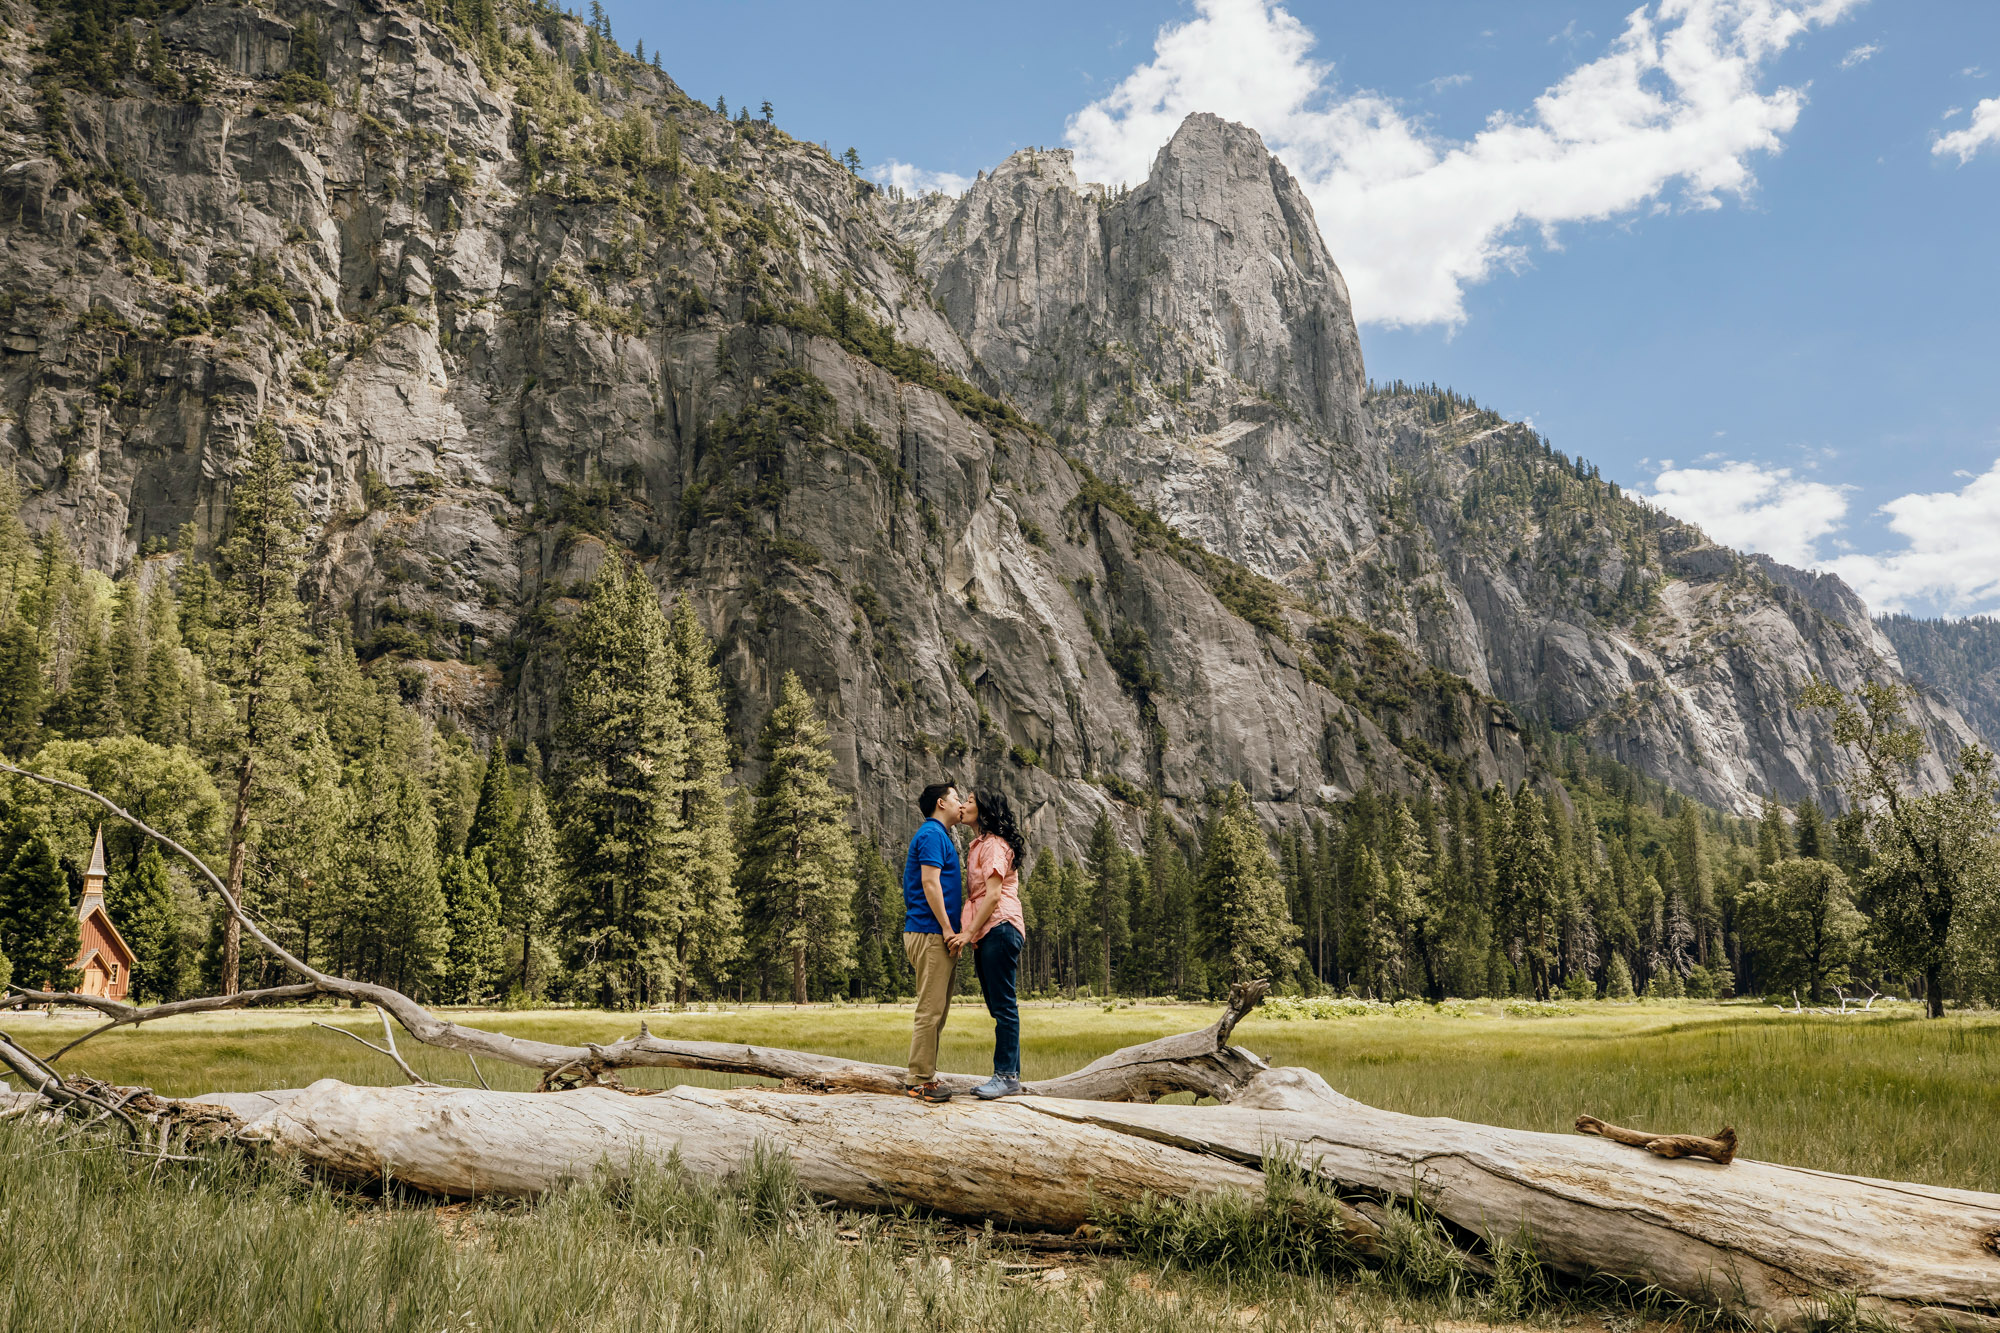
[607,1,2000,618]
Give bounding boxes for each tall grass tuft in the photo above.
[1108,1149,1363,1279]
[1106,1148,1596,1322]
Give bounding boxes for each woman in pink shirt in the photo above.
[962,788,1026,1099]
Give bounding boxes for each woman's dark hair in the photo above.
[971,788,1025,869]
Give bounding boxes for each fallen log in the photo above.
[219,1068,2000,1333]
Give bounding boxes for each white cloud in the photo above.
[1839,42,1878,68]
[868,160,974,196]
[1935,97,2000,163]
[1644,460,1851,568]
[1426,72,1473,93]
[1827,460,2000,615]
[1061,0,1859,327]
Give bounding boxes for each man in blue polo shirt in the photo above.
[902,781,965,1102]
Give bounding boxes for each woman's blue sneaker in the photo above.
[971,1074,1023,1100]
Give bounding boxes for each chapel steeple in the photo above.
[80,824,107,914]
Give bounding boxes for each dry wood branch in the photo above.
[311,1008,434,1086]
[2,765,1273,1104]
[1575,1115,1739,1164]
[544,979,1276,1101]
[5,984,325,1061]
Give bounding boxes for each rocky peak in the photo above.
[897,118,1980,815]
[899,113,1366,452]
[1117,113,1364,443]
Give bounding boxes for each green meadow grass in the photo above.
[7,998,1997,1332]
[12,995,1997,1189]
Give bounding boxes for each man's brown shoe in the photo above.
[905,1080,953,1103]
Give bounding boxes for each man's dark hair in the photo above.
[917,782,957,818]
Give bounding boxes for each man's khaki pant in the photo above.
[904,931,957,1083]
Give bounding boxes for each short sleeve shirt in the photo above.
[963,834,1024,944]
[902,818,962,934]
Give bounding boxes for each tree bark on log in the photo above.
[212,1068,2000,1333]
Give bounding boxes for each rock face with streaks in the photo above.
[893,126,1976,811]
[0,0,1532,850]
[0,0,1968,837]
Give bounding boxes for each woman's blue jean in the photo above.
[972,922,1022,1078]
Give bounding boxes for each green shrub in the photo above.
[270,71,333,107]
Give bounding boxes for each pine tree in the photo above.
[739,672,855,1004]
[1118,847,1152,994]
[1604,952,1636,999]
[553,559,687,1008]
[1349,846,1399,997]
[848,831,903,998]
[1794,799,1826,860]
[1057,856,1090,992]
[0,616,43,753]
[343,762,448,995]
[315,630,382,762]
[254,723,348,976]
[0,810,78,991]
[465,740,519,857]
[1498,788,1561,998]
[1393,803,1449,999]
[45,621,121,739]
[1083,809,1128,993]
[117,845,187,1002]
[210,420,308,995]
[1142,799,1197,997]
[1021,852,1061,992]
[1755,797,1789,873]
[442,849,503,1003]
[510,766,563,1000]
[137,597,190,747]
[1674,803,1718,965]
[1192,785,1299,990]
[1336,788,1382,985]
[666,595,738,1002]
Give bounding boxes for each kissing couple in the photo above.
[899,781,1025,1103]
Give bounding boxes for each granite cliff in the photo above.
[0,0,1540,851]
[894,128,1976,812]
[0,0,1966,848]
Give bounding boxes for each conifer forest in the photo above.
[0,428,1993,1016]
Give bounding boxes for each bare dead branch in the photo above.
[311,1011,434,1086]
[1575,1114,1738,1164]
[0,1032,144,1139]
[0,765,1285,1099]
[8,984,329,1062]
